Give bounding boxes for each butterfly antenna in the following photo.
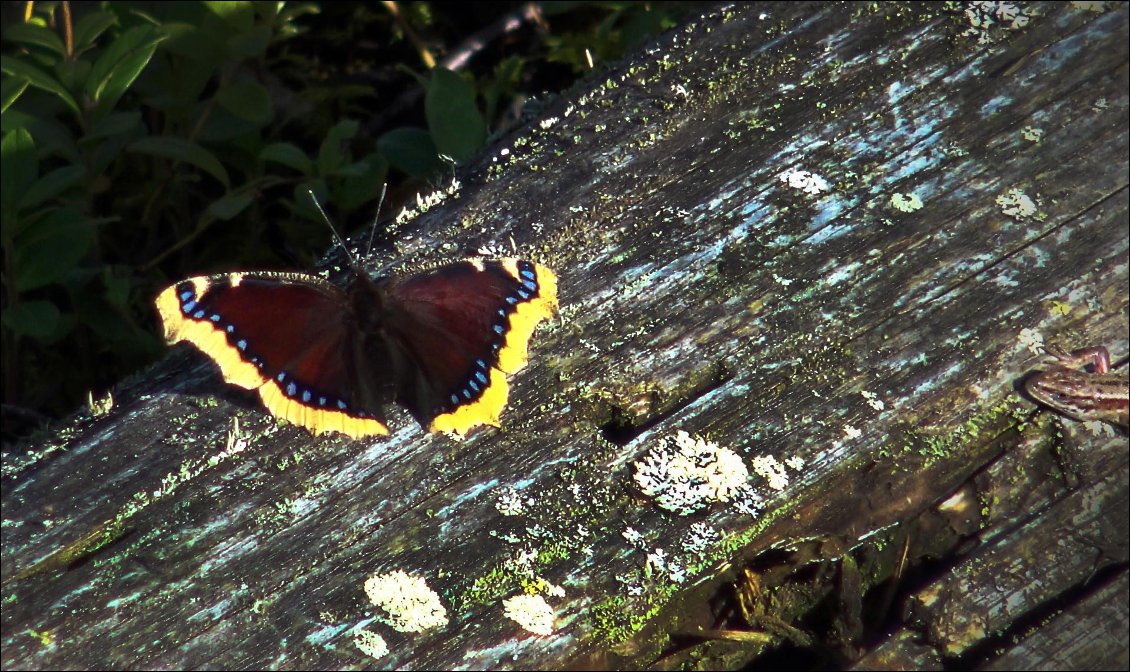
[439,153,458,185]
[364,183,388,261]
[306,188,359,270]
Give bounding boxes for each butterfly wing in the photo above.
[380,258,558,434]
[155,272,390,438]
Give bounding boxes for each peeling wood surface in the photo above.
[3,2,1128,670]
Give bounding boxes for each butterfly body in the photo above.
[156,258,557,438]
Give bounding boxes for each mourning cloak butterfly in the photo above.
[155,258,557,438]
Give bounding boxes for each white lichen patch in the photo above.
[1082,420,1117,437]
[785,455,806,471]
[542,580,566,599]
[778,167,830,195]
[996,188,1037,219]
[844,424,862,440]
[495,486,529,517]
[889,192,923,212]
[960,2,1035,44]
[682,521,721,555]
[644,546,688,583]
[353,628,388,661]
[1070,1,1109,13]
[861,390,885,411]
[502,593,556,636]
[477,237,517,258]
[633,430,750,515]
[1017,327,1044,355]
[751,455,789,491]
[733,484,764,518]
[1021,126,1044,142]
[363,570,448,633]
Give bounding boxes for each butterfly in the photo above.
[155,258,557,438]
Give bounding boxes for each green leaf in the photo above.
[207,192,254,220]
[0,55,81,116]
[53,58,92,95]
[86,25,166,113]
[217,80,272,124]
[2,128,37,231]
[205,1,256,32]
[336,154,388,212]
[226,25,272,59]
[2,22,67,58]
[72,12,120,54]
[260,142,313,174]
[193,102,260,142]
[102,267,132,307]
[2,300,61,339]
[13,206,95,291]
[160,22,226,65]
[128,136,230,188]
[21,165,85,210]
[425,67,486,164]
[482,55,525,123]
[292,179,329,222]
[377,127,442,178]
[317,119,359,176]
[1,76,30,112]
[77,293,152,349]
[1,109,80,164]
[83,110,143,142]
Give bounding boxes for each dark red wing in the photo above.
[381,258,558,434]
[155,272,390,438]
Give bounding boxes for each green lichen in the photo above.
[455,562,516,612]
[887,399,1029,471]
[590,579,682,646]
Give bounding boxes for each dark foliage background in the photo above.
[0,0,699,442]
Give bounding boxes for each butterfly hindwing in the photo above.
[382,259,558,434]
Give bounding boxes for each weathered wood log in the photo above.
[3,2,1127,669]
